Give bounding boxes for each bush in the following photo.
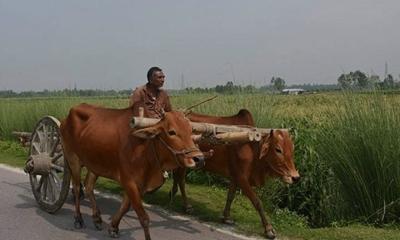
[315,92,400,224]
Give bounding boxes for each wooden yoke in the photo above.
[129,107,288,144]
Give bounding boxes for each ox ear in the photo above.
[259,129,273,160]
[132,126,161,139]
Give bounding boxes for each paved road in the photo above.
[0,165,260,240]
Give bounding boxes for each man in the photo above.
[129,66,172,117]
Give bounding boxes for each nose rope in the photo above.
[158,136,200,156]
[155,136,201,168]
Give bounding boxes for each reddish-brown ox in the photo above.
[60,103,205,240]
[170,109,300,239]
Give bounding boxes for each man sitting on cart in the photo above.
[129,66,172,179]
[129,66,172,118]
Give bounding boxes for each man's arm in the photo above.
[129,88,145,116]
[164,93,172,112]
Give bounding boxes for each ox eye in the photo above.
[275,148,283,154]
[168,130,177,136]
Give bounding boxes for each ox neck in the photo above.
[254,141,271,176]
[150,137,181,172]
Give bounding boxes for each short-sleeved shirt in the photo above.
[129,83,172,118]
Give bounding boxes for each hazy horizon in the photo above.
[1,1,399,91]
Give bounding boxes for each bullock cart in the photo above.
[23,114,277,214]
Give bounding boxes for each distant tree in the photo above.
[383,74,395,89]
[214,81,241,94]
[338,73,352,89]
[338,70,369,89]
[0,90,17,98]
[215,85,224,93]
[225,81,234,94]
[243,84,256,93]
[353,71,368,88]
[369,75,380,85]
[271,76,286,91]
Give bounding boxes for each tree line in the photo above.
[1,71,399,97]
[337,70,399,90]
[0,89,132,98]
[0,82,337,98]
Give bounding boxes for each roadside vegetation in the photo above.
[1,91,400,239]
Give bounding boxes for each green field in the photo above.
[1,92,400,239]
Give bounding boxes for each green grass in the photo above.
[0,140,27,168]
[315,93,400,223]
[2,92,400,233]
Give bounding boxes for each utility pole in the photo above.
[229,63,236,84]
[180,73,185,90]
[385,61,388,79]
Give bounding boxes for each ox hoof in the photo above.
[184,204,194,214]
[265,229,276,239]
[220,216,235,225]
[74,217,86,229]
[168,191,176,201]
[108,227,120,238]
[93,221,103,231]
[93,216,103,230]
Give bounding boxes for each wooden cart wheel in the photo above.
[26,116,71,213]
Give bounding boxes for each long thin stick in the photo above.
[184,95,218,113]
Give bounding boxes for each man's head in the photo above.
[147,66,165,89]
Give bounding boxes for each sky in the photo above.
[0,0,399,91]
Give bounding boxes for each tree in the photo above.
[383,74,395,89]
[243,84,256,93]
[338,73,352,89]
[271,76,286,91]
[369,75,380,85]
[353,71,368,88]
[337,70,369,89]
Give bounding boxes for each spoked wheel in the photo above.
[25,116,71,213]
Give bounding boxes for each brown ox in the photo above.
[81,109,299,239]
[60,103,205,240]
[170,109,300,239]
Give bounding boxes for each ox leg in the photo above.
[238,180,276,239]
[109,192,131,238]
[68,158,85,229]
[171,168,193,213]
[169,169,179,200]
[177,169,193,213]
[124,182,151,240]
[84,171,103,230]
[221,182,237,225]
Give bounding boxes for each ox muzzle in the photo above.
[192,149,213,169]
[281,171,301,184]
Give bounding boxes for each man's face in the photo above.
[150,71,165,89]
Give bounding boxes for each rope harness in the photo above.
[151,135,201,169]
